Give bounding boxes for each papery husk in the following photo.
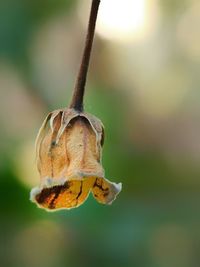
[30,108,122,211]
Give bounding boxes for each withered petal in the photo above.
[50,110,63,132]
[54,108,104,146]
[92,177,122,205]
[30,176,95,211]
[35,110,61,160]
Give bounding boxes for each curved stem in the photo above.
[69,0,100,112]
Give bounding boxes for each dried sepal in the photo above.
[30,108,122,211]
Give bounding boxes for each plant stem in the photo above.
[69,0,100,112]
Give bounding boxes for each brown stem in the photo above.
[69,0,100,112]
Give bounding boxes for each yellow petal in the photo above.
[92,177,122,205]
[30,177,95,211]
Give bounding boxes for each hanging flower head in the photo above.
[30,108,121,210]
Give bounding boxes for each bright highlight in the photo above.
[97,0,147,41]
[78,0,157,42]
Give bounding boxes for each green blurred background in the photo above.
[0,0,200,267]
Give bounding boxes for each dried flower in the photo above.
[30,0,122,211]
[30,108,122,210]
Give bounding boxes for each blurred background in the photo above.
[0,0,200,266]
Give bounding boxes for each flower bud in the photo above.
[30,108,121,211]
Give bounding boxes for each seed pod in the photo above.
[30,108,122,211]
